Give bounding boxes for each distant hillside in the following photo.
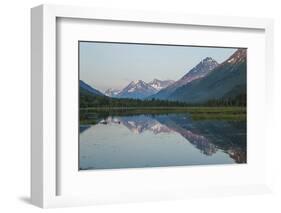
[79,80,104,96]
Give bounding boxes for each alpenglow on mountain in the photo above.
[105,79,174,99]
[150,57,219,100]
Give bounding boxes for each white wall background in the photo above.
[0,0,280,212]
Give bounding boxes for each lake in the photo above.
[79,111,246,170]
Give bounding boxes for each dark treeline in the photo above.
[203,93,246,107]
[80,91,246,108]
[80,93,189,108]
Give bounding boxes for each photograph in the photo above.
[79,41,247,170]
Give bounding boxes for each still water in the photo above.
[79,113,246,170]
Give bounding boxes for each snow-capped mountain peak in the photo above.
[104,78,175,100]
[148,79,175,91]
[108,78,174,100]
[116,80,157,99]
[104,88,120,97]
[149,57,219,100]
[174,57,218,85]
[185,57,218,77]
[132,80,142,84]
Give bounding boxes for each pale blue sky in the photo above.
[79,42,237,92]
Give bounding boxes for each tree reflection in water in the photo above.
[81,113,246,163]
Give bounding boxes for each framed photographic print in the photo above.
[31,4,274,208]
[78,42,247,170]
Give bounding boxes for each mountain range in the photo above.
[80,48,246,104]
[105,79,174,99]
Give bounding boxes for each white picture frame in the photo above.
[31,4,274,208]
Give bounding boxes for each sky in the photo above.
[79,42,237,92]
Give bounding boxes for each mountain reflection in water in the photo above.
[79,113,246,170]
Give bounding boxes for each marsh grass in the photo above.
[190,112,246,121]
[80,106,246,124]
